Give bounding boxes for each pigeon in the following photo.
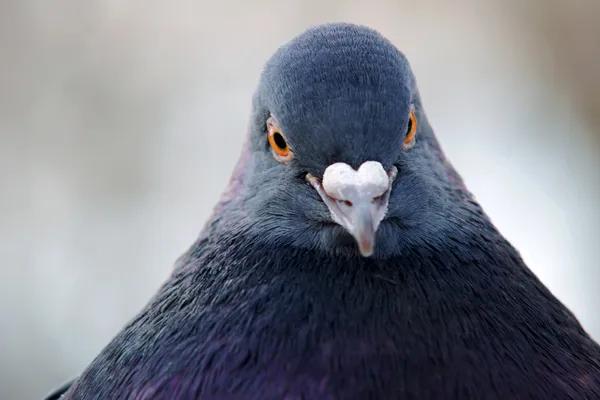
[48,23,600,399]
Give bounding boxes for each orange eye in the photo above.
[403,109,417,150]
[267,116,294,162]
[268,130,289,156]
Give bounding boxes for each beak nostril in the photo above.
[372,194,383,203]
[339,200,353,207]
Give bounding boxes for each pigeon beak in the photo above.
[345,203,377,257]
[307,161,398,257]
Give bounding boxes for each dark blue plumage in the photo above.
[52,23,600,399]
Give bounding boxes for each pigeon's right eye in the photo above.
[267,116,295,163]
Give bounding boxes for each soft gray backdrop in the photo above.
[1,1,599,399]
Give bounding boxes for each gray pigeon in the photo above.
[46,23,600,400]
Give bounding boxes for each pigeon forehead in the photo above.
[261,24,413,115]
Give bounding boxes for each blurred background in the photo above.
[1,1,599,398]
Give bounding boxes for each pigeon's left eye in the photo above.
[267,116,295,163]
[402,109,417,150]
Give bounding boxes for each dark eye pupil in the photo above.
[273,132,287,149]
[406,118,413,134]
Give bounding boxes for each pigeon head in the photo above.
[231,23,455,259]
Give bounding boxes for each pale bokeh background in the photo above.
[1,1,599,398]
